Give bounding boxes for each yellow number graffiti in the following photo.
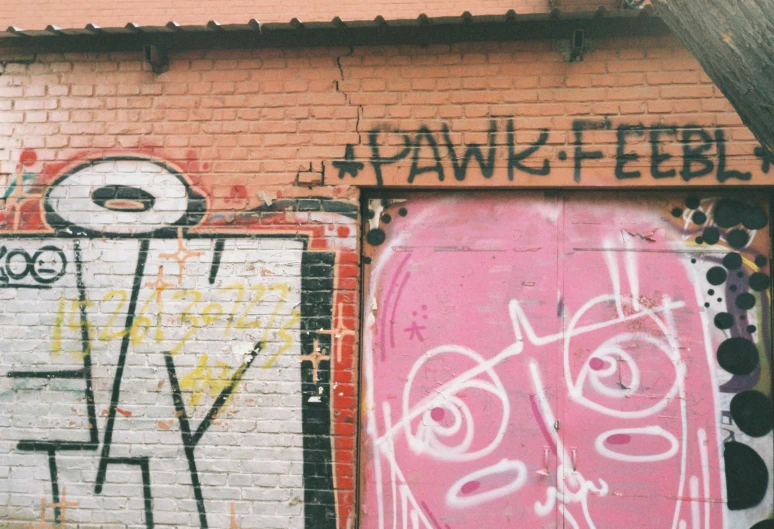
[235,284,268,329]
[48,281,297,358]
[52,296,94,359]
[219,282,245,335]
[179,354,234,408]
[52,297,65,356]
[262,307,300,369]
[258,284,291,344]
[99,290,128,341]
[170,289,202,354]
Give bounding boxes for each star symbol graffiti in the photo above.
[299,338,331,384]
[315,302,356,363]
[404,321,426,341]
[332,144,365,179]
[158,228,206,285]
[48,486,78,524]
[144,265,174,302]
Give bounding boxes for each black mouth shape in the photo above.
[91,185,156,212]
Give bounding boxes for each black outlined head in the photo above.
[44,156,206,238]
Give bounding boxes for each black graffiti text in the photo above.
[333,119,760,185]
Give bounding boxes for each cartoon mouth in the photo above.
[91,185,156,212]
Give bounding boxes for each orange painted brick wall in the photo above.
[0,32,766,529]
[0,36,760,188]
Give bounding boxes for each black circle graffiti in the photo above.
[5,249,32,280]
[730,390,774,438]
[724,440,769,511]
[716,336,759,375]
[30,246,68,284]
[1,246,67,284]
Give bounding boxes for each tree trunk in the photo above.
[650,0,774,162]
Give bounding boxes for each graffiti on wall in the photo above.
[0,154,357,529]
[360,192,773,529]
[333,119,772,186]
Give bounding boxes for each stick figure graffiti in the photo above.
[0,155,356,529]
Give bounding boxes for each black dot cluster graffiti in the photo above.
[710,256,772,510]
[678,197,768,250]
[680,196,774,515]
[365,199,409,247]
[690,224,770,331]
[714,199,769,231]
[706,251,770,331]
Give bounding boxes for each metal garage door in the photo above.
[359,192,774,529]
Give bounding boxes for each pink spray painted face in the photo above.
[360,193,773,529]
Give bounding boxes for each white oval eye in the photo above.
[45,158,193,235]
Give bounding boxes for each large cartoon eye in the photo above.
[44,157,202,235]
[569,331,682,418]
[402,345,509,462]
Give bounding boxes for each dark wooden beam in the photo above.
[652,0,774,162]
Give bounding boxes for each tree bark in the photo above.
[650,0,774,161]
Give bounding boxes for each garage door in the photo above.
[359,192,773,529]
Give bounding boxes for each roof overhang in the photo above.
[0,7,671,53]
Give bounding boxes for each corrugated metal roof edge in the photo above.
[0,6,671,52]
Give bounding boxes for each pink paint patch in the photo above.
[430,407,445,422]
[605,434,632,445]
[460,481,480,495]
[589,358,605,370]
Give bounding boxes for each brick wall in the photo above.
[0,33,764,529]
